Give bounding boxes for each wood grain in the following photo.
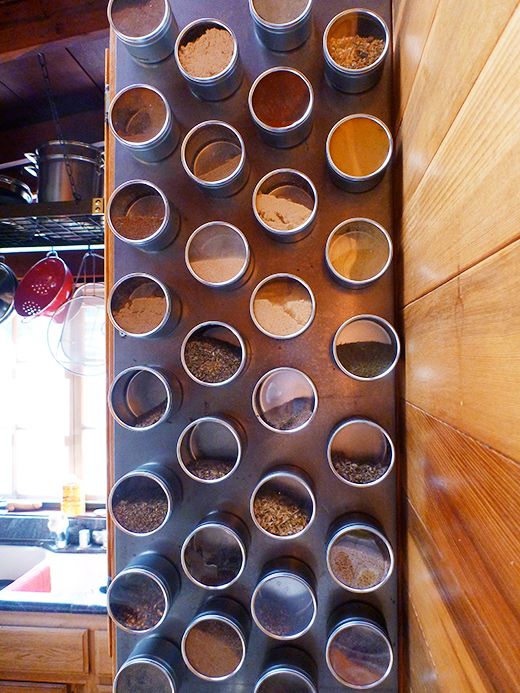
[94,630,112,679]
[398,0,517,205]
[392,0,440,127]
[406,531,489,692]
[400,3,520,304]
[0,0,108,63]
[0,685,68,693]
[406,403,520,690]
[0,627,88,676]
[404,239,520,460]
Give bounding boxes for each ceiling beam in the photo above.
[0,0,109,63]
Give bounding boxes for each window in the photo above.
[0,312,106,501]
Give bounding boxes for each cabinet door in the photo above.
[0,684,69,693]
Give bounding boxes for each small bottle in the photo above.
[61,476,86,516]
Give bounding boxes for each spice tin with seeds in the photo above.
[181,121,249,197]
[111,0,398,688]
[181,321,247,387]
[108,0,178,65]
[328,417,395,488]
[323,8,390,93]
[249,67,314,148]
[250,466,316,540]
[108,365,180,431]
[109,84,179,162]
[107,552,179,634]
[107,180,179,251]
[326,514,395,592]
[252,367,318,432]
[175,19,242,101]
[333,314,400,381]
[252,169,318,242]
[108,273,178,338]
[176,416,243,484]
[108,462,181,537]
[249,0,313,52]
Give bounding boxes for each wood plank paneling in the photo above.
[0,0,108,63]
[392,0,440,127]
[406,532,488,692]
[398,0,517,205]
[404,239,520,460]
[400,3,520,304]
[0,627,88,676]
[67,36,108,92]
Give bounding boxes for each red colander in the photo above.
[14,252,74,318]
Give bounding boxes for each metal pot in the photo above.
[0,176,33,205]
[0,259,18,324]
[25,141,104,202]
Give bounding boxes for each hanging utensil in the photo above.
[14,251,73,318]
[0,257,18,325]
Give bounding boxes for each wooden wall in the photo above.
[393,1,520,690]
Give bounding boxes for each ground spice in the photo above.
[332,451,388,484]
[117,89,166,143]
[329,532,388,590]
[113,477,168,534]
[336,341,395,378]
[111,0,165,38]
[329,34,385,69]
[116,661,171,693]
[256,192,312,231]
[112,215,164,240]
[133,400,168,428]
[253,277,312,337]
[184,619,243,678]
[184,336,242,383]
[186,458,234,481]
[253,0,309,24]
[252,70,310,128]
[193,141,241,182]
[184,528,243,587]
[190,255,245,283]
[111,575,165,630]
[113,280,166,334]
[255,599,293,637]
[329,224,389,281]
[329,117,390,177]
[253,489,310,536]
[178,28,234,78]
[263,396,314,430]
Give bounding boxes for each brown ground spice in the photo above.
[329,542,386,589]
[112,215,164,241]
[178,28,234,78]
[112,0,165,38]
[253,489,310,536]
[184,619,243,678]
[329,34,385,69]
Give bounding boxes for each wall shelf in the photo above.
[0,198,104,250]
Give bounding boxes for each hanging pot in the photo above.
[14,251,73,318]
[24,141,104,203]
[0,176,33,205]
[0,258,18,324]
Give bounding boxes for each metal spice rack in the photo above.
[0,199,104,250]
[110,0,398,690]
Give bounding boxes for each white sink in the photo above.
[0,545,48,581]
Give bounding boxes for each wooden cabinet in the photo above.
[0,685,69,692]
[0,612,111,693]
